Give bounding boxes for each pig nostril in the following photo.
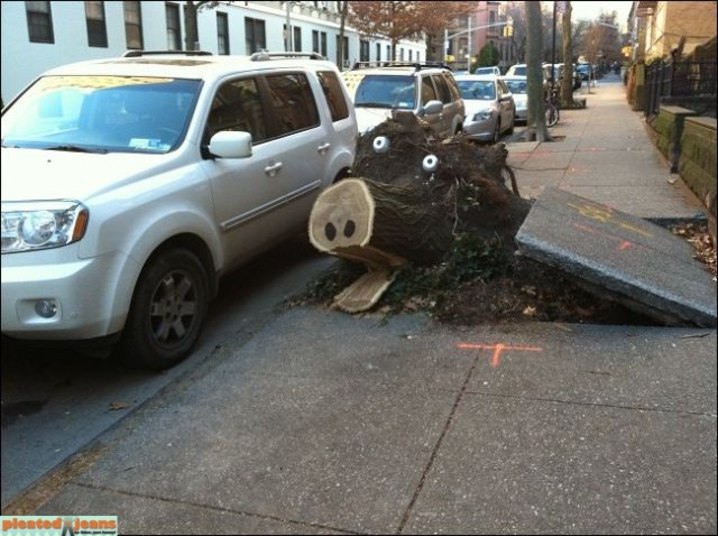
[344,220,356,238]
[325,222,337,241]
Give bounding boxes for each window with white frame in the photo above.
[217,12,229,54]
[123,1,143,49]
[85,1,108,48]
[25,1,54,43]
[165,3,181,50]
[244,17,265,54]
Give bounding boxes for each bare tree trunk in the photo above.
[560,2,575,106]
[524,1,551,142]
[338,1,348,69]
[184,1,198,51]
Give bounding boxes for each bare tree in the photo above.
[338,0,349,68]
[560,1,576,106]
[184,1,217,51]
[524,1,551,142]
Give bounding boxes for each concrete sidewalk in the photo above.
[13,76,718,534]
[507,75,708,222]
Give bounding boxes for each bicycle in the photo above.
[544,86,560,128]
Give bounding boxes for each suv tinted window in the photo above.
[317,70,349,122]
[442,73,461,102]
[431,74,452,104]
[265,73,319,136]
[421,76,438,104]
[204,77,266,144]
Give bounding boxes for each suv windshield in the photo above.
[1,75,201,154]
[348,74,416,110]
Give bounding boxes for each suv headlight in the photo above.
[473,110,493,121]
[1,201,89,253]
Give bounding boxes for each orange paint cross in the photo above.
[457,342,543,367]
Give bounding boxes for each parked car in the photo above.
[1,50,357,370]
[455,74,515,143]
[474,66,501,76]
[342,61,465,137]
[549,63,582,90]
[576,63,593,81]
[506,63,552,82]
[501,75,528,123]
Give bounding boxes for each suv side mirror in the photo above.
[208,131,253,159]
[422,100,443,115]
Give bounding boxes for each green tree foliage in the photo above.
[477,42,500,68]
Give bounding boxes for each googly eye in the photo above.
[422,154,439,172]
[373,136,390,154]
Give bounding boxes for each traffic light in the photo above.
[503,17,514,38]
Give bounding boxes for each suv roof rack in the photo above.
[351,60,451,72]
[249,51,325,61]
[123,50,213,58]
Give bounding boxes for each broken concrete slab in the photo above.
[515,187,717,327]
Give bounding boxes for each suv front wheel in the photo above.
[120,248,209,370]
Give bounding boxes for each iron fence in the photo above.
[644,60,717,117]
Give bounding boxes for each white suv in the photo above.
[1,50,357,369]
[342,62,465,137]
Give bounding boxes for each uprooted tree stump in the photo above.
[309,111,533,313]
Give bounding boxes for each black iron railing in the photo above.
[644,60,717,117]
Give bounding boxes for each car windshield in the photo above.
[511,66,527,76]
[474,67,496,75]
[457,80,496,100]
[1,75,201,154]
[504,80,528,94]
[350,75,416,109]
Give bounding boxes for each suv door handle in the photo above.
[317,142,331,154]
[264,161,283,176]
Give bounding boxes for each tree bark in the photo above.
[560,2,575,106]
[184,1,198,51]
[524,1,551,142]
[308,178,456,266]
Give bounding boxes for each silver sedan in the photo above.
[455,75,516,143]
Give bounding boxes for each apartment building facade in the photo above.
[1,1,426,104]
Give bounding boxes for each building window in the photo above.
[85,1,108,48]
[376,43,380,61]
[166,3,181,50]
[25,1,54,43]
[293,26,302,52]
[217,12,229,54]
[313,30,327,56]
[124,1,143,49]
[360,39,369,62]
[283,25,301,52]
[386,44,391,61]
[245,17,266,54]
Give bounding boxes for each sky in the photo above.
[568,1,633,24]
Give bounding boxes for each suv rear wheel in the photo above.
[120,249,208,370]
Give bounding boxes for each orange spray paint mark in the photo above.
[571,222,644,252]
[457,342,543,367]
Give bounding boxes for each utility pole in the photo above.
[466,15,472,72]
[551,0,566,86]
[285,1,294,52]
